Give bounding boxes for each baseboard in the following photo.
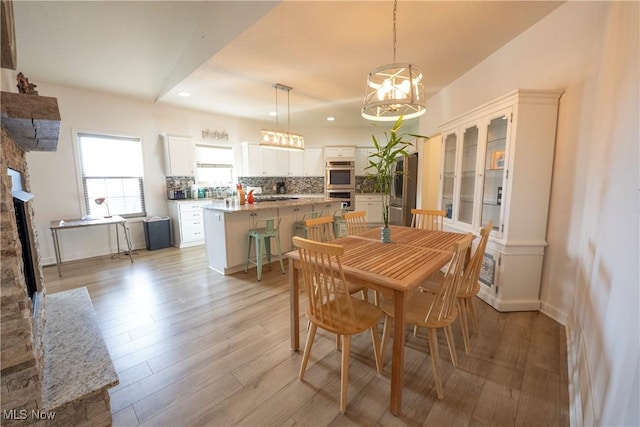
[540,300,568,325]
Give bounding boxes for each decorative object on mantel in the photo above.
[202,128,228,141]
[260,83,304,151]
[16,72,38,95]
[362,0,426,122]
[365,115,426,243]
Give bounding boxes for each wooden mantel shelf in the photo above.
[1,91,61,152]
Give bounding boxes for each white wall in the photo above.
[24,82,376,265]
[419,2,638,426]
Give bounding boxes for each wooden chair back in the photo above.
[292,236,356,331]
[343,210,368,235]
[304,216,336,242]
[424,233,473,324]
[410,209,446,230]
[459,221,492,296]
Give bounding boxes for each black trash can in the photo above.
[143,216,171,250]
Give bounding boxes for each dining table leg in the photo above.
[289,260,300,351]
[390,289,407,416]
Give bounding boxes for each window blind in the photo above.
[77,132,146,218]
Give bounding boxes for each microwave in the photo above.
[325,160,355,190]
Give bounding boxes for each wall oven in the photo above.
[325,160,355,190]
[326,190,355,210]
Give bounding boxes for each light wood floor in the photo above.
[43,246,569,427]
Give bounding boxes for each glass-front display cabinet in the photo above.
[438,89,563,312]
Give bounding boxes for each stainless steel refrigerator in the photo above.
[389,153,418,226]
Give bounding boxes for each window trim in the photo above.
[72,129,147,219]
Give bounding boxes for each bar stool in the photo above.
[292,211,322,247]
[245,217,285,281]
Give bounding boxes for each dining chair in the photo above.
[293,236,383,413]
[379,233,473,400]
[419,221,493,355]
[410,209,446,230]
[343,210,368,235]
[304,215,368,349]
[304,215,336,242]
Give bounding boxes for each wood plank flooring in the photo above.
[43,246,569,426]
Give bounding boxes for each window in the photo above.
[76,132,146,218]
[195,144,234,186]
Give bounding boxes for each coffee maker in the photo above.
[276,181,286,194]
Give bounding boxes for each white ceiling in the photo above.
[12,1,563,129]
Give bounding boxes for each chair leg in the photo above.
[413,325,419,337]
[245,235,253,273]
[457,298,471,356]
[275,235,285,274]
[444,325,458,367]
[369,323,382,374]
[256,236,263,281]
[426,328,444,399]
[265,236,272,266]
[340,335,352,414]
[380,315,392,365]
[468,297,479,333]
[299,323,317,380]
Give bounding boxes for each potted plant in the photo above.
[365,115,426,242]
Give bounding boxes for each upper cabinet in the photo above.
[355,147,376,176]
[241,143,323,177]
[324,146,355,160]
[439,89,563,312]
[162,134,195,176]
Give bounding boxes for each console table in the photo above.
[49,215,133,277]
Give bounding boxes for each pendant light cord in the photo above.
[392,0,397,63]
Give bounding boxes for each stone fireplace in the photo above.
[1,125,117,425]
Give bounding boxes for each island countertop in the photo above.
[202,197,334,213]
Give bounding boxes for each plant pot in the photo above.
[381,226,391,243]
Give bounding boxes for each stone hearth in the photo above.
[1,128,118,426]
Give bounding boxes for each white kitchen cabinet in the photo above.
[355,194,383,225]
[438,89,562,312]
[288,150,304,176]
[355,147,376,176]
[324,146,355,160]
[241,143,290,176]
[168,200,210,247]
[162,134,195,176]
[303,148,324,176]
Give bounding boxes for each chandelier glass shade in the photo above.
[260,83,304,151]
[362,0,426,121]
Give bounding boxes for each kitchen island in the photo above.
[203,197,343,275]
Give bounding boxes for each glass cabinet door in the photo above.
[481,114,509,231]
[457,125,478,225]
[441,132,457,219]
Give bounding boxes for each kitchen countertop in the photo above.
[203,196,336,213]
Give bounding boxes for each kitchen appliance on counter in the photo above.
[389,153,418,226]
[276,181,286,194]
[167,189,188,200]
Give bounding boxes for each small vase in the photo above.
[381,226,391,243]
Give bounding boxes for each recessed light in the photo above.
[178,91,190,97]
[327,117,335,122]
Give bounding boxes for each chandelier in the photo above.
[362,0,426,121]
[261,83,304,151]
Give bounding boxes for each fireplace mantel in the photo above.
[0,91,61,152]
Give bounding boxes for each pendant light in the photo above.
[261,83,304,151]
[362,0,426,121]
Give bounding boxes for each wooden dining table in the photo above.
[285,225,467,416]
